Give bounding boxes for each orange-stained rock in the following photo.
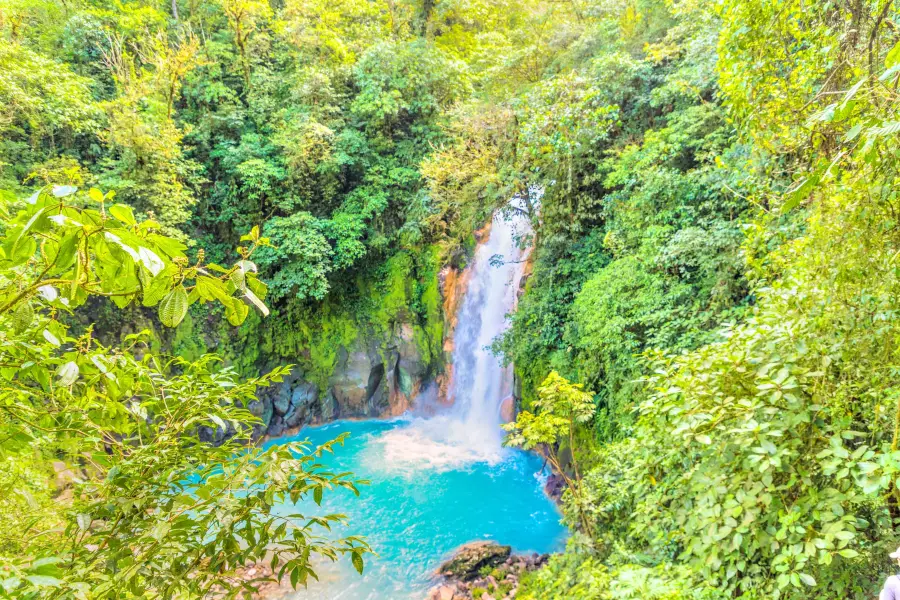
[499,396,516,423]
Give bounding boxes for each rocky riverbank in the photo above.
[426,542,548,600]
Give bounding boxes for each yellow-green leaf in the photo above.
[108,204,136,226]
[158,286,189,327]
[13,301,33,334]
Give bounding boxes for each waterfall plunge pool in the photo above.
[264,207,561,598]
[266,417,566,600]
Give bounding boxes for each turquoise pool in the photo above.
[265,417,566,599]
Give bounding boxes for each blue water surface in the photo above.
[264,418,566,600]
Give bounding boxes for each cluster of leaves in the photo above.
[517,538,726,600]
[0,185,370,597]
[504,371,596,535]
[0,185,270,329]
[498,0,900,598]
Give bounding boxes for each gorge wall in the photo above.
[246,321,435,440]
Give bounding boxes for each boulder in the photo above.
[249,398,271,440]
[283,405,305,429]
[273,390,291,416]
[291,381,317,407]
[321,389,337,420]
[438,542,511,581]
[247,399,265,417]
[366,361,389,413]
[260,397,274,427]
[544,472,565,502]
[427,585,457,600]
[198,424,226,445]
[328,337,421,418]
[238,318,437,438]
[384,347,421,416]
[397,323,427,382]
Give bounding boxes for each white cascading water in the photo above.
[444,209,530,443]
[367,208,532,473]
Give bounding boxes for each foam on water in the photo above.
[364,415,509,475]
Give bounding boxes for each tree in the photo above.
[219,0,271,89]
[0,185,370,597]
[99,32,202,235]
[257,211,335,301]
[0,41,101,190]
[503,371,595,536]
[140,30,204,120]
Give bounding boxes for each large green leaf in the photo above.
[158,285,189,327]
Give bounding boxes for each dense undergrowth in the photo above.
[480,0,900,598]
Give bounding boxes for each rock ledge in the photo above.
[428,542,548,600]
[438,541,511,580]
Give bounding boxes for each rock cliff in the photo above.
[248,321,432,439]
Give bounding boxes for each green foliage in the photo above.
[518,539,729,600]
[504,371,595,450]
[0,41,101,190]
[517,543,611,600]
[411,245,444,366]
[0,185,270,326]
[258,212,334,301]
[351,40,470,134]
[504,372,596,535]
[0,186,370,596]
[504,0,900,597]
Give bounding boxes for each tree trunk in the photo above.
[420,0,435,39]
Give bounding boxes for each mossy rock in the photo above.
[438,542,511,581]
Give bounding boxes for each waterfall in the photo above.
[367,207,532,473]
[444,209,531,443]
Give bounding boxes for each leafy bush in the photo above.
[0,185,370,596]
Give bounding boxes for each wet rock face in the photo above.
[543,473,565,502]
[438,542,512,581]
[328,341,419,419]
[499,396,516,423]
[240,322,433,440]
[330,347,374,415]
[249,367,324,439]
[285,381,317,428]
